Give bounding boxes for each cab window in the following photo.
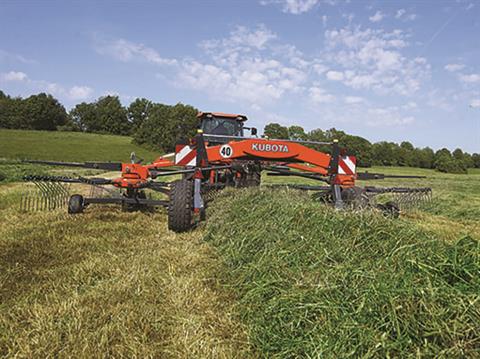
[201,117,243,136]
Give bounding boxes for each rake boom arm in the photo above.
[205,138,332,173]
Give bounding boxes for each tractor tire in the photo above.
[168,179,194,232]
[68,194,84,214]
[237,170,261,188]
[246,170,261,187]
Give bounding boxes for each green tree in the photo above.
[371,142,401,166]
[342,135,373,167]
[264,123,289,139]
[416,147,435,169]
[472,153,480,168]
[0,96,24,129]
[133,103,197,152]
[21,93,67,130]
[463,152,474,168]
[69,96,129,135]
[307,128,326,142]
[398,141,415,167]
[288,125,307,140]
[70,102,97,132]
[95,96,130,135]
[434,148,467,174]
[127,98,152,132]
[452,148,464,161]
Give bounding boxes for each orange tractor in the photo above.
[24,112,431,232]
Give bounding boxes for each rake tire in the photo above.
[378,201,400,218]
[68,194,84,214]
[168,179,194,232]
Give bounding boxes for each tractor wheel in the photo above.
[237,170,261,188]
[168,179,194,232]
[246,170,261,187]
[68,194,84,214]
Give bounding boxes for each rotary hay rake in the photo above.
[21,112,432,232]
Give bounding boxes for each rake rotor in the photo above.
[20,179,71,212]
[365,186,432,210]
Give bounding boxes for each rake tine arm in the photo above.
[23,160,122,171]
[357,172,427,180]
[23,175,114,185]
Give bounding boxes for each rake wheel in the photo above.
[168,179,194,232]
[342,186,369,209]
[68,194,84,214]
[377,201,400,218]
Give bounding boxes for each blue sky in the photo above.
[0,0,479,152]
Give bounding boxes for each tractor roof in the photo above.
[197,112,248,122]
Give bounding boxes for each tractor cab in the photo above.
[197,112,256,145]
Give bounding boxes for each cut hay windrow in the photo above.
[206,188,480,358]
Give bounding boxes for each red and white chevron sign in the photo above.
[175,144,197,166]
[338,155,356,175]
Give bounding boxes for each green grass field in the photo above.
[0,130,478,357]
[0,129,160,162]
[0,129,161,183]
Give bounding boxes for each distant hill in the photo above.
[0,129,160,162]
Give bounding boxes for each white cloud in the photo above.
[97,38,177,66]
[367,107,415,126]
[68,86,93,100]
[0,69,94,103]
[325,70,344,81]
[282,0,319,14]
[175,25,307,105]
[323,26,430,95]
[344,96,364,104]
[260,0,320,14]
[395,9,406,18]
[402,101,417,110]
[470,99,480,108]
[313,63,328,74]
[459,73,480,83]
[0,50,36,64]
[466,3,474,11]
[260,0,341,14]
[395,9,416,21]
[200,24,276,58]
[41,82,94,101]
[369,11,384,23]
[1,71,28,82]
[444,63,465,72]
[309,86,335,103]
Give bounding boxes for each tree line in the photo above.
[0,90,478,173]
[264,123,479,173]
[0,90,198,153]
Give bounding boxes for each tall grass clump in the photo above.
[206,189,480,358]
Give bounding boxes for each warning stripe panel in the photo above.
[338,155,356,175]
[175,144,197,166]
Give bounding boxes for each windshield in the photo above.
[200,117,243,137]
